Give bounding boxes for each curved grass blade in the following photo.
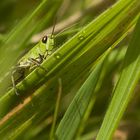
[0,78,59,139]
[0,0,140,119]
[0,46,127,140]
[55,49,110,140]
[0,0,49,79]
[50,78,62,140]
[96,15,140,140]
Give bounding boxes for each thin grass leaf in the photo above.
[0,78,58,139]
[55,49,110,140]
[75,45,128,140]
[50,78,62,140]
[0,0,140,139]
[96,15,140,140]
[0,45,127,140]
[0,0,139,118]
[0,0,49,78]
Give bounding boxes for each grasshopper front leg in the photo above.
[28,57,48,73]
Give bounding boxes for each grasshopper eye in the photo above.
[42,36,48,43]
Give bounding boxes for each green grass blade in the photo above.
[50,78,62,140]
[96,15,140,140]
[55,49,110,140]
[0,0,140,119]
[0,46,127,140]
[0,0,48,78]
[0,1,140,139]
[0,79,58,139]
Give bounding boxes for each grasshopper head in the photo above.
[42,34,54,52]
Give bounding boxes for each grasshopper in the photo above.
[18,34,54,70]
[12,26,56,95]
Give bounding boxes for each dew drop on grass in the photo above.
[78,30,86,40]
[78,35,84,40]
[54,53,61,60]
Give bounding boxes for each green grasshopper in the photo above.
[18,34,54,70]
[12,30,56,95]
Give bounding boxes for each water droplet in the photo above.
[78,35,84,40]
[54,53,61,59]
[78,31,86,40]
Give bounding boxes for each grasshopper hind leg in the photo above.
[11,67,25,96]
[11,71,19,96]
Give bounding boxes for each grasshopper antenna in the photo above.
[51,17,57,39]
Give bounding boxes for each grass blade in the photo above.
[55,50,110,140]
[0,0,140,120]
[96,15,140,140]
